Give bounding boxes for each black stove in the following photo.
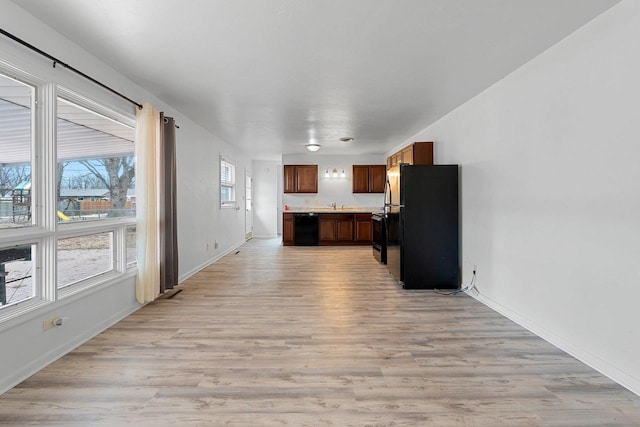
[371,212,387,264]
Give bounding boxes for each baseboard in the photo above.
[471,291,640,397]
[178,239,245,284]
[0,302,140,395]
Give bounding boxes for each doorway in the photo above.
[245,170,253,240]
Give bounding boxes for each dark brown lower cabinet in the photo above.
[318,213,370,246]
[337,219,354,241]
[355,214,372,242]
[319,220,336,241]
[283,212,372,246]
[319,214,352,242]
[283,213,294,245]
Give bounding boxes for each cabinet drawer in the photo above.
[319,213,353,221]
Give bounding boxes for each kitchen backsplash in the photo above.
[282,192,384,211]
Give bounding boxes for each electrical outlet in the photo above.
[206,243,210,251]
[214,240,219,249]
[42,317,60,332]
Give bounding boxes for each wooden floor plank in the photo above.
[1,237,639,426]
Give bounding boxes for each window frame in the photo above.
[0,63,53,321]
[0,242,38,309]
[55,90,136,222]
[0,61,137,324]
[54,87,136,298]
[0,64,39,229]
[220,156,236,209]
[55,223,127,300]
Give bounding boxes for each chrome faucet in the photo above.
[330,202,336,210]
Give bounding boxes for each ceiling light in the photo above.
[339,137,354,142]
[305,143,321,152]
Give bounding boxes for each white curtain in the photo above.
[135,102,161,304]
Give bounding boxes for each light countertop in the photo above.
[283,206,382,214]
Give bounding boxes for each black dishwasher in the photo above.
[294,213,319,246]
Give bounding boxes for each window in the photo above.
[220,157,236,208]
[54,93,135,297]
[0,244,35,307]
[0,61,137,320]
[57,232,113,288]
[0,73,34,229]
[57,96,135,221]
[245,172,252,212]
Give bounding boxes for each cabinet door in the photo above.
[337,220,353,241]
[283,218,294,244]
[296,165,318,193]
[352,165,370,193]
[369,165,387,193]
[355,219,372,242]
[412,142,434,165]
[283,165,296,193]
[401,146,413,165]
[319,220,337,241]
[388,154,397,168]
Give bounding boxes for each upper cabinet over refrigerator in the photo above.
[386,142,433,169]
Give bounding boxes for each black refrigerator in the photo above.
[385,164,459,289]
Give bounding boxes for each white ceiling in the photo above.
[11,0,619,159]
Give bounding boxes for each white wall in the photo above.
[282,153,386,210]
[395,0,640,394]
[176,138,251,281]
[0,2,250,393]
[252,160,279,237]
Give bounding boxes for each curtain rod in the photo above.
[0,28,143,110]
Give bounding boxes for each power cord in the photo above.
[433,268,477,296]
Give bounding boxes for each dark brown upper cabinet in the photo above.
[352,165,386,193]
[284,165,318,193]
[387,141,434,169]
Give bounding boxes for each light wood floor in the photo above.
[1,238,640,426]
